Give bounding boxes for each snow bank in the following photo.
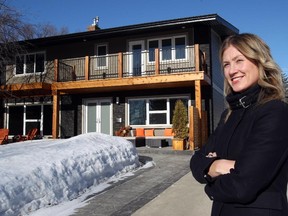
[0,133,140,216]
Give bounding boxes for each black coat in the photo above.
[191,99,288,216]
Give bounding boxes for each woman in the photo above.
[190,33,288,216]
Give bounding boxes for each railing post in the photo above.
[155,48,160,75]
[194,44,200,71]
[85,56,90,80]
[54,59,58,82]
[118,52,123,78]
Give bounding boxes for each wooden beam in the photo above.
[52,72,205,92]
[52,91,59,139]
[195,79,202,147]
[189,106,195,150]
[195,79,202,118]
[85,56,90,80]
[0,82,51,91]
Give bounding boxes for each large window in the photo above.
[148,36,186,62]
[15,52,45,75]
[128,97,188,126]
[8,104,52,136]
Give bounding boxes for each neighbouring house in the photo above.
[0,14,238,148]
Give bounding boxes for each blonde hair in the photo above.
[220,33,285,105]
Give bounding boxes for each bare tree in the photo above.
[0,0,69,101]
[21,23,69,40]
[0,0,69,79]
[0,0,25,71]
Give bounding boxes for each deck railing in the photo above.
[55,45,206,82]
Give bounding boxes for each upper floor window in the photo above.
[148,36,186,62]
[15,52,45,75]
[96,44,107,67]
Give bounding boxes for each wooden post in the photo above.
[189,106,195,150]
[195,80,202,118]
[85,56,90,80]
[194,44,200,71]
[118,52,123,78]
[155,48,160,75]
[54,59,59,82]
[52,91,59,139]
[195,80,202,147]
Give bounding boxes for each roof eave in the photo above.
[21,14,239,46]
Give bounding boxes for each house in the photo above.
[0,14,238,148]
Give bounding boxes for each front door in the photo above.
[83,99,112,135]
[129,41,145,76]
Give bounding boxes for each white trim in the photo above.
[14,51,46,76]
[127,95,190,128]
[147,35,187,62]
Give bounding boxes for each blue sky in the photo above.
[8,0,288,74]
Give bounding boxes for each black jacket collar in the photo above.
[226,85,261,110]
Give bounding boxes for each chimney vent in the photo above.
[87,16,100,31]
[92,16,99,26]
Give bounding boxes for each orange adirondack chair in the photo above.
[26,128,38,140]
[16,128,38,142]
[0,129,9,145]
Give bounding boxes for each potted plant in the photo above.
[172,99,188,150]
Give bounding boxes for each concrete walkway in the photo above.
[132,173,211,216]
[71,147,212,216]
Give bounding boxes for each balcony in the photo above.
[53,45,209,94]
[1,45,209,97]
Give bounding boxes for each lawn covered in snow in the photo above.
[0,133,141,216]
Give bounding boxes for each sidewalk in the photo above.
[71,147,212,216]
[132,173,211,216]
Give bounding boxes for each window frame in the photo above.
[127,95,189,127]
[147,35,187,63]
[15,51,46,76]
[6,100,53,136]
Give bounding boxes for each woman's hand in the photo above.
[208,159,235,178]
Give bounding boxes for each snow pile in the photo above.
[0,133,140,216]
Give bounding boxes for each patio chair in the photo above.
[14,128,38,142]
[0,129,9,145]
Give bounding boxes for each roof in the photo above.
[23,14,239,46]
